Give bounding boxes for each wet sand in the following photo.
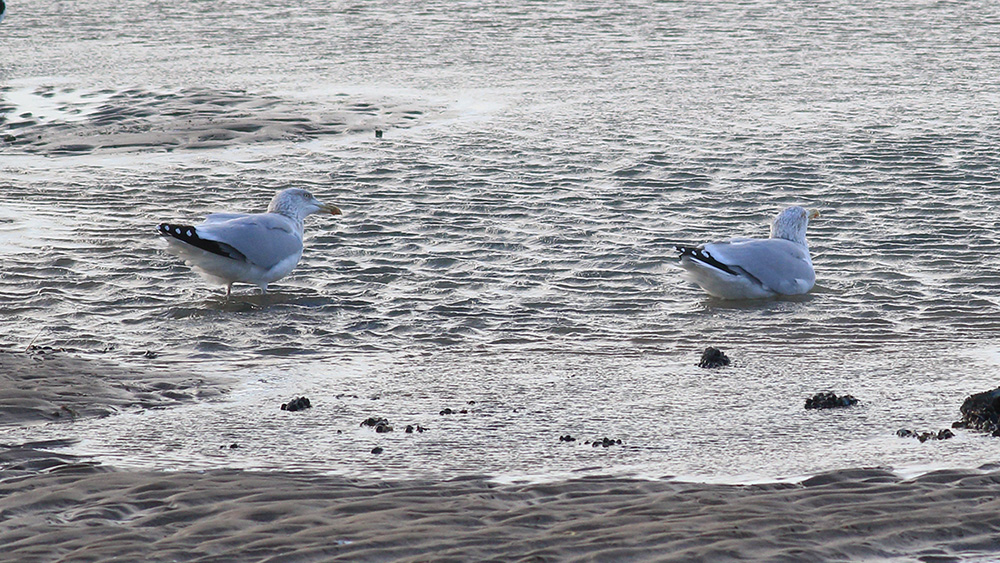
[0,349,228,425]
[0,85,430,155]
[5,457,1000,562]
[3,352,1000,562]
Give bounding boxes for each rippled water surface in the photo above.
[4,0,1000,483]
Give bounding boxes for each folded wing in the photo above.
[194,213,303,270]
[697,238,814,295]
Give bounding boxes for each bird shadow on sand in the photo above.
[167,287,338,316]
[217,289,339,311]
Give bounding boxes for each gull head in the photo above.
[769,206,819,245]
[268,188,342,221]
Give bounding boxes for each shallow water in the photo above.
[4,0,1000,483]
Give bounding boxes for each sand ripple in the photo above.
[2,458,1000,562]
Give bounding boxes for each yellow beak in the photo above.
[808,209,820,220]
[322,204,343,216]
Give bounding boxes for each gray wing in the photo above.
[196,213,302,270]
[702,238,814,294]
[204,212,253,224]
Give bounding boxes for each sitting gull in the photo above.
[158,188,341,295]
[676,206,819,299]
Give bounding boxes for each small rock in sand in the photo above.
[698,347,730,369]
[953,387,1000,435]
[281,397,312,412]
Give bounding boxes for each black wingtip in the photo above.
[676,245,739,276]
[158,222,247,262]
[158,223,182,236]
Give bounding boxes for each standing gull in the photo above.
[676,206,819,299]
[158,188,342,295]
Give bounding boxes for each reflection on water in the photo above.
[0,204,75,254]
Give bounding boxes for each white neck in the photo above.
[770,213,808,246]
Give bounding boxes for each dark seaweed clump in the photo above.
[896,428,954,442]
[360,417,393,433]
[804,392,859,410]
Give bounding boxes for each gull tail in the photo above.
[675,245,739,276]
[158,223,247,261]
